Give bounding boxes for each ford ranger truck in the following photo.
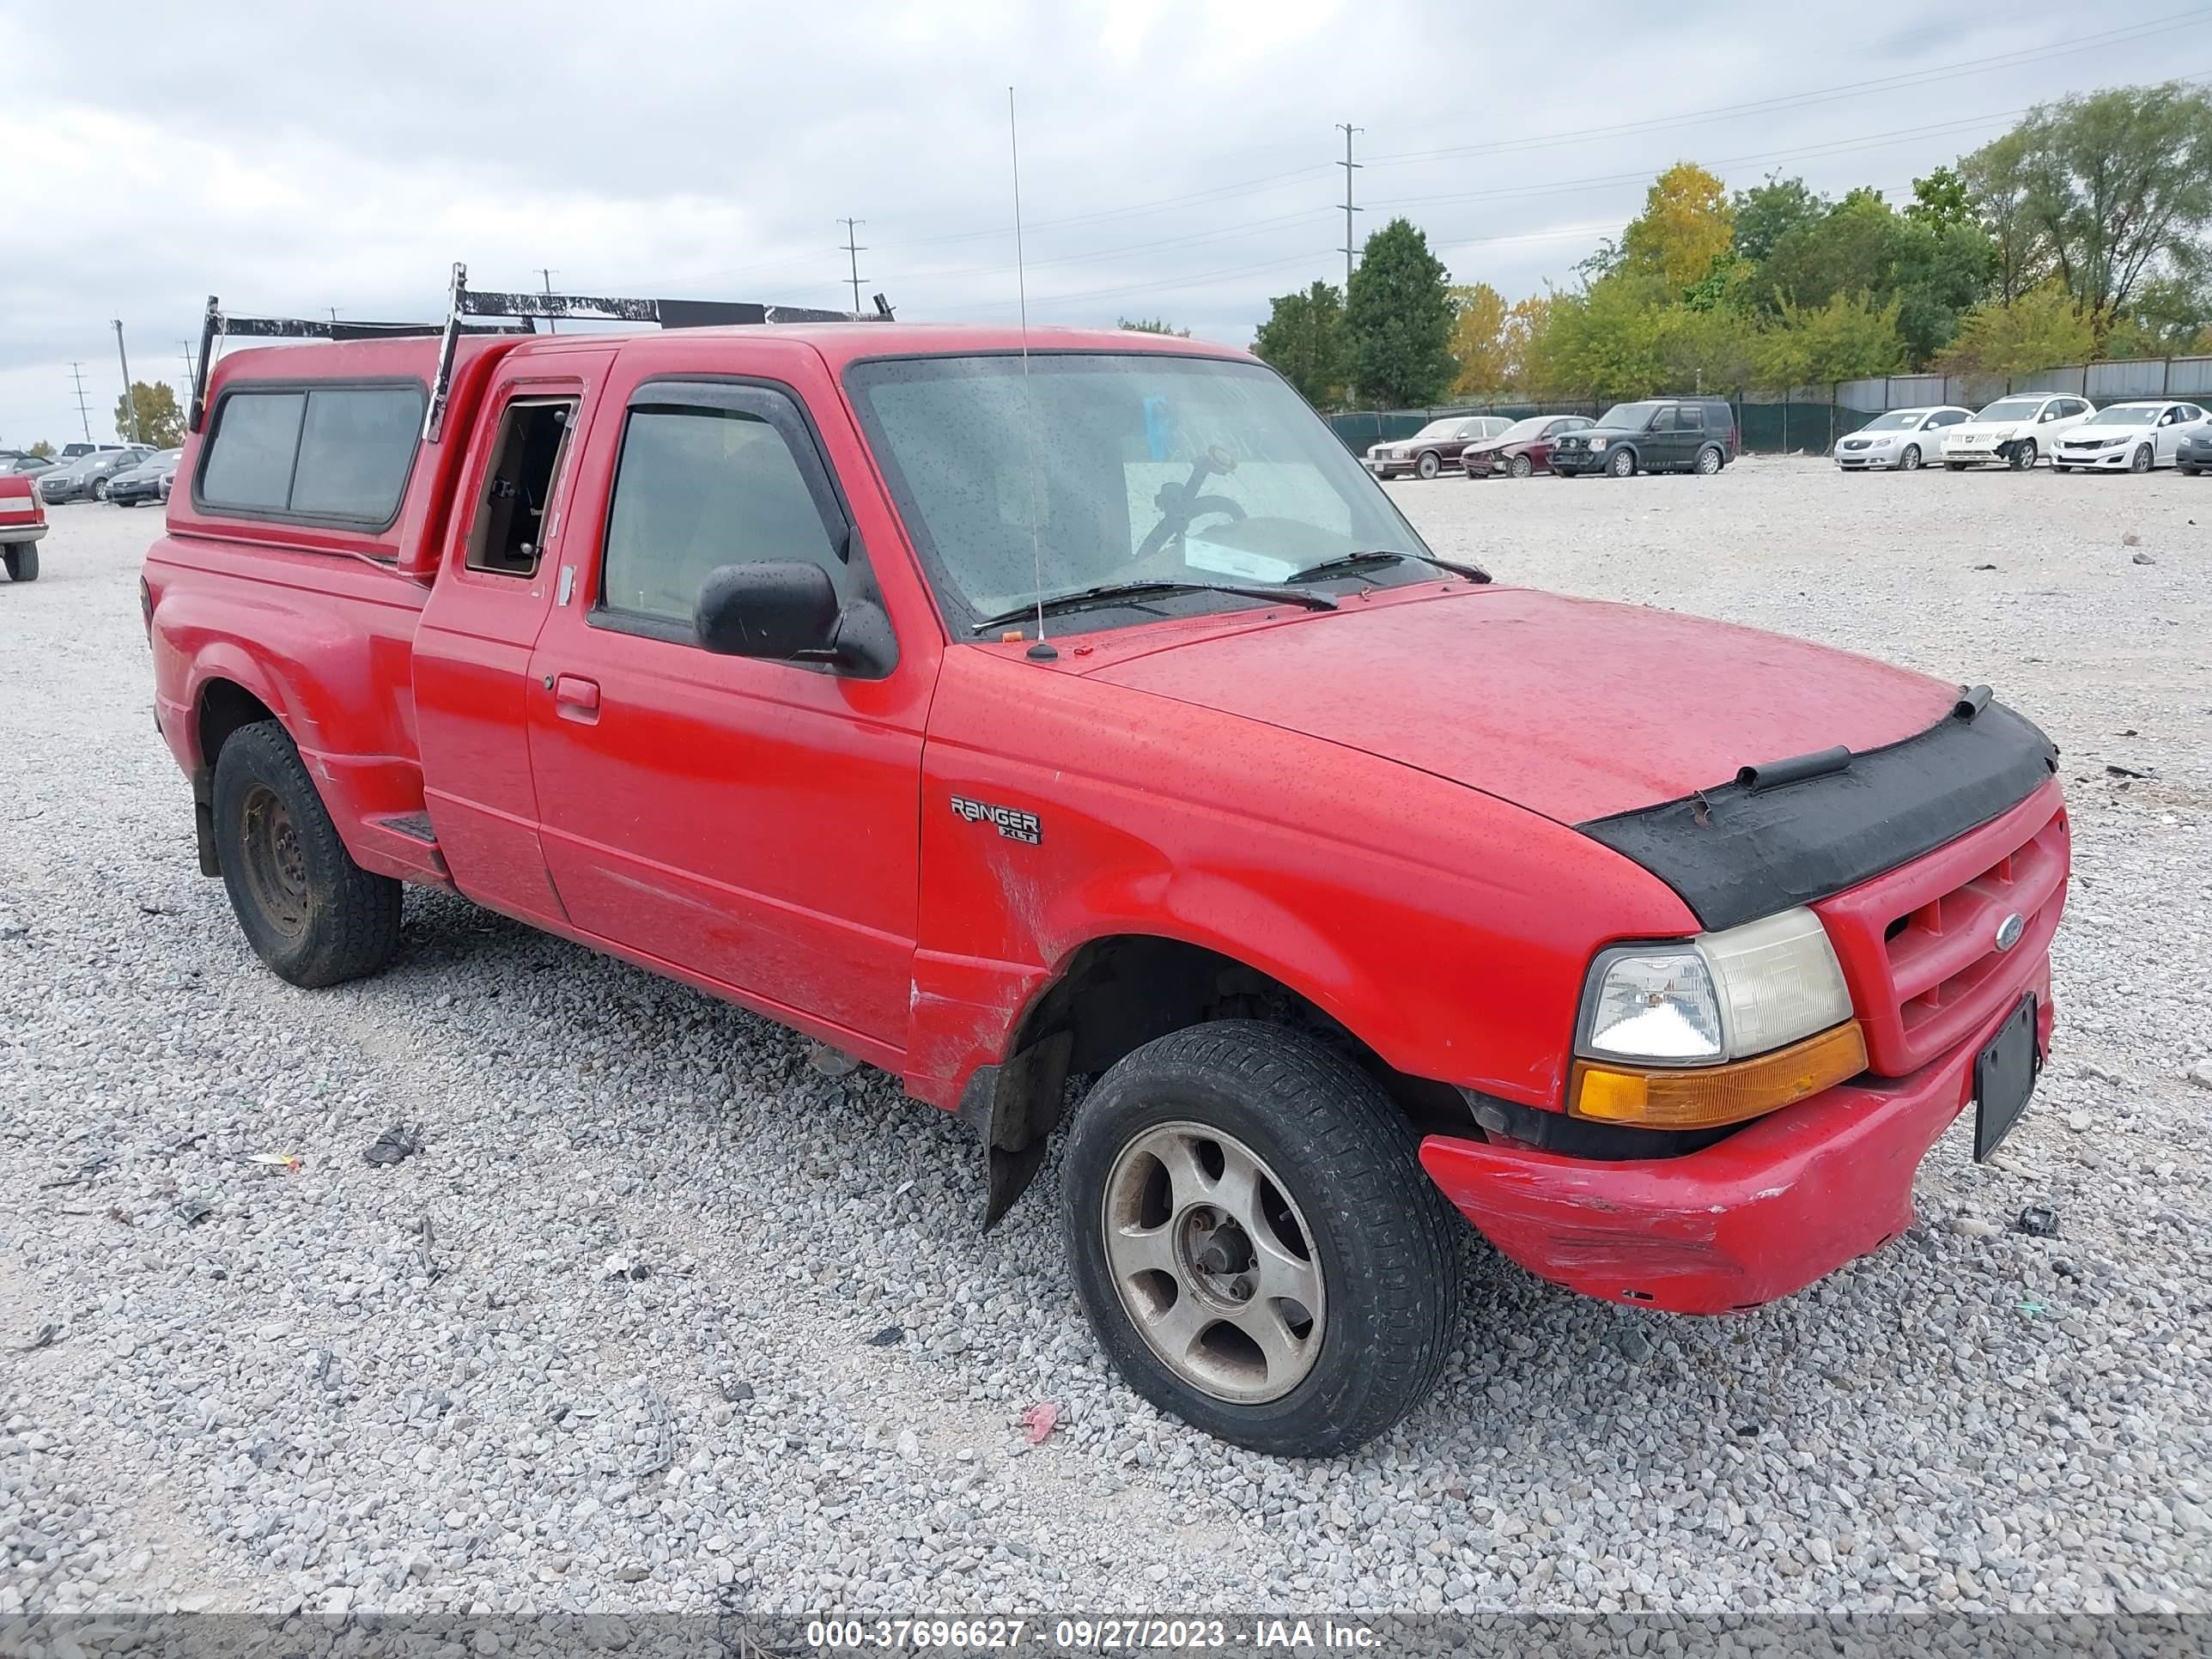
[0,470,44,580]
[143,310,2068,1456]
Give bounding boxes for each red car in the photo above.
[0,471,45,580]
[1460,413,1595,478]
[143,281,2069,1455]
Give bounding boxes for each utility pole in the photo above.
[113,320,142,444]
[837,219,868,319]
[1336,123,1363,295]
[538,268,558,335]
[69,363,93,441]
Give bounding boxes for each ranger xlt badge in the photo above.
[951,795,1042,846]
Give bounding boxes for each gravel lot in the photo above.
[3,459,2209,1621]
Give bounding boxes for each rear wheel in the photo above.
[1607,447,1636,478]
[1060,1020,1462,1456]
[1692,444,1723,476]
[1899,444,1923,471]
[213,720,402,988]
[1415,451,1442,481]
[1509,453,1533,479]
[2130,444,2154,474]
[3,545,38,582]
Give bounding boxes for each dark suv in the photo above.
[1550,397,1737,477]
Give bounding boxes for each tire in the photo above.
[2008,439,2038,471]
[2182,465,2202,477]
[1508,453,1533,480]
[116,497,139,508]
[93,479,110,501]
[212,720,402,988]
[2130,444,2153,474]
[1060,1020,1462,1456]
[1944,461,1968,471]
[1606,447,1636,478]
[1692,444,1723,476]
[2055,465,2074,474]
[1899,444,1922,471]
[1415,451,1442,481]
[3,545,38,582]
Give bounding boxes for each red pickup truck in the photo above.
[143,280,2068,1455]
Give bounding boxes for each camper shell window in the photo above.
[195,381,425,530]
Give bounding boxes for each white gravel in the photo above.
[2,459,2208,1620]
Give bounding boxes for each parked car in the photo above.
[1549,397,1738,477]
[2050,400,2209,473]
[1833,407,1972,471]
[1363,416,1513,480]
[38,445,152,503]
[106,447,183,507]
[1460,415,1595,478]
[0,470,45,580]
[58,441,128,461]
[145,313,2069,1456]
[2179,426,2212,476]
[1940,394,2093,471]
[3,449,58,477]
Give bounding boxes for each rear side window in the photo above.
[1677,404,1705,430]
[198,384,423,525]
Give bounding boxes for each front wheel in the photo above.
[3,545,38,582]
[92,479,111,501]
[1606,447,1636,478]
[2008,439,2039,471]
[1508,453,1533,480]
[213,720,402,988]
[1944,460,1969,471]
[2130,444,2154,474]
[1060,1021,1462,1456]
[1899,444,1923,471]
[1415,451,1442,481]
[1692,445,1723,476]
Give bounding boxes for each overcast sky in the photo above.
[6,1,2205,447]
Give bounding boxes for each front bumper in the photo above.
[1364,458,1414,477]
[1550,451,1599,474]
[1836,447,1900,469]
[2055,446,2135,469]
[1419,958,2052,1315]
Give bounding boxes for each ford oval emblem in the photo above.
[1994,912,2027,952]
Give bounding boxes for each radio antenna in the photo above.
[1009,86,1055,661]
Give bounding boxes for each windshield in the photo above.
[1863,411,1922,432]
[1412,419,1461,439]
[847,354,1434,632]
[2085,405,2159,427]
[1975,399,2040,422]
[1595,401,1662,429]
[1498,416,1550,441]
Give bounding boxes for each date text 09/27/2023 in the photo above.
[803,1616,1381,1649]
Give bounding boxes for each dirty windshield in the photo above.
[845,353,1435,634]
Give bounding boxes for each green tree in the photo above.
[1656,303,1755,394]
[1253,281,1347,409]
[1498,295,1551,389]
[1620,162,1735,291]
[1991,82,2212,336]
[1344,219,1456,406]
[1937,283,2097,376]
[1959,130,2051,304]
[1759,189,1992,366]
[113,381,184,448]
[1524,273,1671,401]
[1732,173,1827,264]
[1117,317,1190,337]
[1905,167,1976,234]
[2102,274,2212,357]
[27,440,54,459]
[1447,283,1511,396]
[1753,294,1905,390]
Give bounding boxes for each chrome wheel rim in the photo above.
[2133,446,2152,472]
[240,785,310,939]
[1900,445,1921,471]
[1696,448,1719,474]
[1101,1121,1325,1404]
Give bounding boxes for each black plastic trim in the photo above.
[1578,700,2057,932]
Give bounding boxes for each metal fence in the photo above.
[1328,354,2212,457]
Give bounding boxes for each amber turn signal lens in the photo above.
[1569,1021,1869,1129]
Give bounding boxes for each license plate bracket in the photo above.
[1973,994,2040,1162]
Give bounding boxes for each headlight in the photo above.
[1571,909,1863,1128]
[1586,437,1607,450]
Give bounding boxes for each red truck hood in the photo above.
[1087,587,1956,823]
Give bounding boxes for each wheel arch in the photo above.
[959,929,1469,1228]
[189,673,289,877]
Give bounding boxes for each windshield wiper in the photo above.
[971,579,1337,635]
[1285,550,1491,584]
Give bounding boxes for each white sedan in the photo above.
[1940,394,2095,471]
[1834,406,1972,471]
[2051,400,2211,473]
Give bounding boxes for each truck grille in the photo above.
[1813,781,2068,1076]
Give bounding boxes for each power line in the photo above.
[838,218,869,318]
[68,364,92,442]
[1337,124,1363,294]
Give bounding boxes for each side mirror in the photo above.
[694,561,898,678]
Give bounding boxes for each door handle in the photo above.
[552,674,601,721]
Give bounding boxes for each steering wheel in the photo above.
[1133,445,1247,563]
